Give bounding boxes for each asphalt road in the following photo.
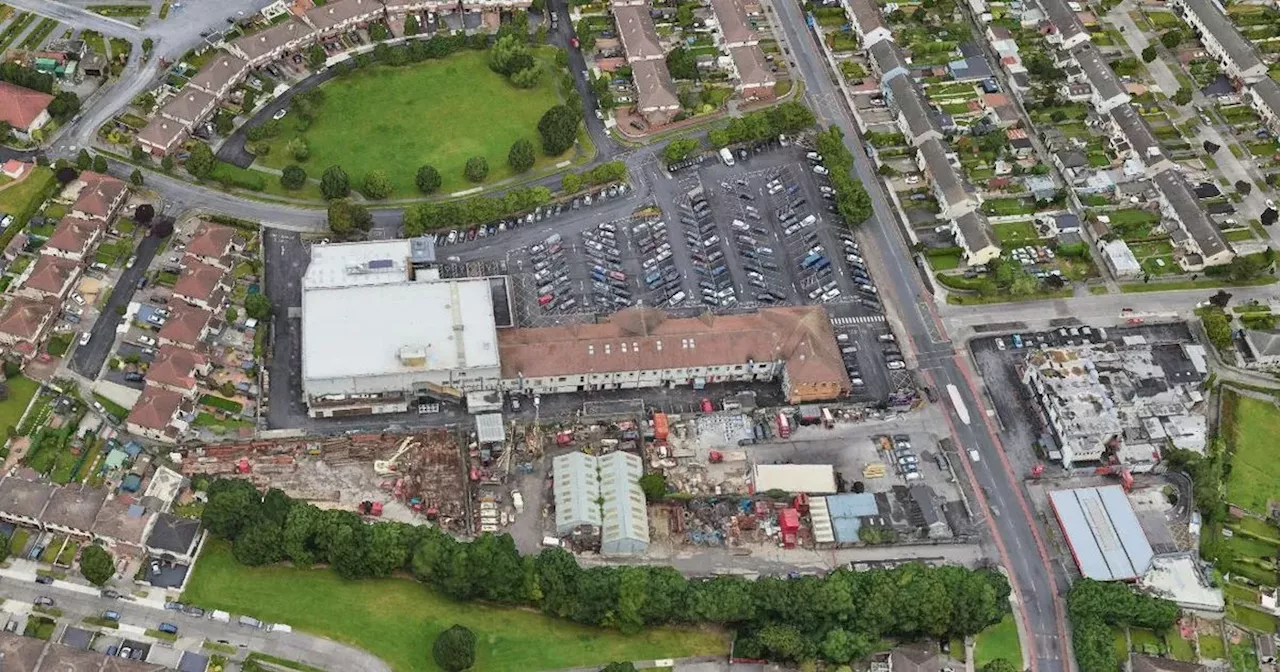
[0,576,390,672]
[764,0,1069,669]
[70,233,161,379]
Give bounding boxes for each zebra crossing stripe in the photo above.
[830,315,887,326]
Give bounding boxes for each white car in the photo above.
[79,332,91,346]
[272,108,288,121]
[905,176,921,185]
[886,360,906,370]
[125,255,136,269]
[969,449,981,462]
[137,335,157,346]
[1267,199,1277,209]
[813,165,829,175]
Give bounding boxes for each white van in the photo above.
[268,623,293,633]
[238,616,264,629]
[668,291,686,306]
[209,610,231,623]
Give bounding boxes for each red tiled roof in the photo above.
[145,345,208,392]
[173,257,227,303]
[21,255,79,296]
[45,217,103,256]
[0,296,56,341]
[157,304,213,347]
[72,172,127,220]
[186,221,237,259]
[0,82,53,131]
[126,385,184,430]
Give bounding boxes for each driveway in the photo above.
[70,233,161,379]
[216,67,341,168]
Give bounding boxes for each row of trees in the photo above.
[401,185,554,235]
[707,102,815,149]
[1067,579,1178,672]
[814,127,873,225]
[204,479,1011,665]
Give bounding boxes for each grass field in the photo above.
[258,50,565,197]
[0,376,40,434]
[1167,634,1196,662]
[1225,395,1280,515]
[1200,632,1227,660]
[0,167,55,229]
[974,615,1022,670]
[993,220,1039,244]
[183,541,727,672]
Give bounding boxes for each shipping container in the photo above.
[653,413,669,441]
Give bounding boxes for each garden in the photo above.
[255,48,567,197]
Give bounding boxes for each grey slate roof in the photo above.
[847,0,886,36]
[919,138,969,207]
[1154,171,1231,261]
[954,211,997,253]
[187,52,248,95]
[1252,78,1280,121]
[1109,104,1163,164]
[146,511,201,555]
[1040,0,1087,44]
[888,75,941,140]
[869,39,908,81]
[1074,44,1126,102]
[1180,0,1264,75]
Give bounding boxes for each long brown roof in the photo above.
[71,172,127,220]
[158,303,214,347]
[160,87,216,126]
[305,0,383,31]
[633,60,679,111]
[21,255,79,296]
[498,306,848,389]
[45,217,102,256]
[137,116,188,152]
[186,221,237,259]
[730,45,773,87]
[231,17,314,63]
[614,4,663,60]
[0,81,53,131]
[0,295,57,340]
[188,52,249,94]
[710,0,756,45]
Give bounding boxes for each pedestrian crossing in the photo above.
[830,315,887,326]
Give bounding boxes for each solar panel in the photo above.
[367,259,394,270]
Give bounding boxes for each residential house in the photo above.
[172,258,229,312]
[984,95,1020,127]
[948,43,993,82]
[42,485,108,540]
[1153,171,1235,270]
[0,477,55,529]
[145,512,203,563]
[1,160,30,180]
[145,345,211,397]
[918,138,979,218]
[157,304,215,350]
[846,0,892,48]
[709,0,759,48]
[304,0,385,35]
[887,76,942,145]
[632,60,681,125]
[0,296,59,357]
[125,385,192,444]
[1073,44,1129,113]
[91,496,157,551]
[185,221,241,271]
[1108,103,1174,175]
[158,87,217,129]
[227,17,316,65]
[0,82,53,141]
[1243,330,1280,369]
[869,39,909,86]
[188,53,250,98]
[14,255,81,301]
[614,4,664,62]
[1100,238,1143,278]
[137,116,189,157]
[952,211,1000,266]
[1039,0,1089,50]
[890,644,944,672]
[41,217,104,262]
[1006,128,1035,157]
[1061,81,1093,103]
[727,46,776,99]
[68,172,128,223]
[1247,78,1280,133]
[1170,0,1267,83]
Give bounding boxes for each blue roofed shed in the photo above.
[102,448,128,471]
[122,441,144,457]
[825,493,880,543]
[121,473,143,493]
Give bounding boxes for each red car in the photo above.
[570,36,580,49]
[700,398,713,413]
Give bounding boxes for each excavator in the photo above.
[374,437,420,476]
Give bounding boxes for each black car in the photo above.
[35,575,53,585]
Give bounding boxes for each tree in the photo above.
[982,659,1019,672]
[91,154,108,173]
[134,204,155,226]
[405,14,420,35]
[821,628,873,664]
[490,35,534,76]
[214,110,235,135]
[202,479,263,540]
[142,37,153,55]
[47,92,80,120]
[55,166,78,184]
[245,293,272,320]
[1173,87,1193,106]
[362,169,393,199]
[510,66,542,89]
[225,307,239,323]
[464,156,489,183]
[280,164,308,190]
[130,168,144,186]
[538,105,580,155]
[665,46,699,80]
[663,138,700,164]
[320,165,350,199]
[161,155,174,172]
[416,164,442,194]
[152,218,174,238]
[638,473,667,501]
[1160,29,1182,49]
[1141,45,1157,63]
[1236,180,1252,196]
[131,144,148,162]
[432,625,476,671]
[76,149,91,170]
[233,520,285,565]
[0,532,9,563]
[600,664,637,672]
[287,137,310,162]
[561,171,583,194]
[186,142,216,179]
[307,43,327,68]
[79,545,114,586]
[508,139,536,173]
[328,199,372,236]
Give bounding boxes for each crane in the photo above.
[374,437,420,476]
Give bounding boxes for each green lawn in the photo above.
[1225,395,1280,515]
[258,50,566,197]
[1230,640,1260,672]
[974,615,1022,670]
[1200,632,1227,660]
[1167,633,1196,662]
[0,166,55,230]
[183,541,727,672]
[993,220,1039,244]
[0,376,40,434]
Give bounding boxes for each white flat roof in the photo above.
[753,464,837,494]
[302,277,499,384]
[1050,484,1154,581]
[305,239,427,289]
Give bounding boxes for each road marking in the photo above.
[830,315,886,326]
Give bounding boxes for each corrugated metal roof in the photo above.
[599,452,649,554]
[553,453,600,533]
[810,496,834,543]
[1049,485,1154,580]
[753,464,837,494]
[475,413,505,444]
[825,492,879,542]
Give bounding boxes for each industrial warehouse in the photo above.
[301,240,852,417]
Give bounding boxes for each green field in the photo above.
[974,614,1022,670]
[0,166,55,229]
[1200,632,1227,660]
[183,541,727,672]
[1225,395,1280,515]
[0,377,40,434]
[993,220,1039,244]
[258,50,565,197]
